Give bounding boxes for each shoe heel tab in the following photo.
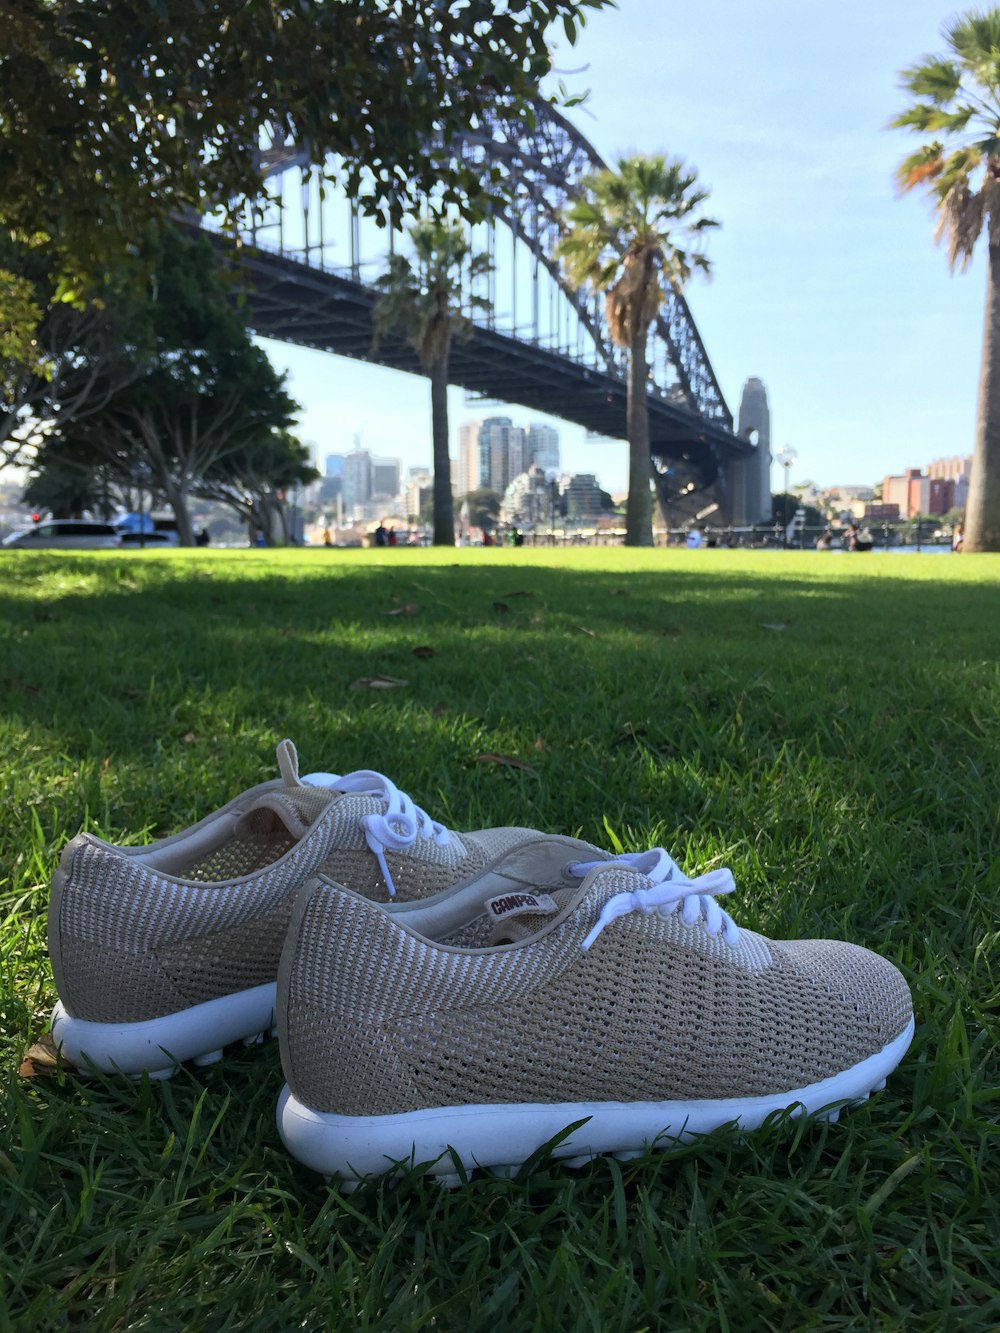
[276,739,301,787]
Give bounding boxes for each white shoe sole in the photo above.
[276,1017,915,1185]
[50,983,278,1077]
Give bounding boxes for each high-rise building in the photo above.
[458,421,484,496]
[342,450,372,513]
[526,423,560,474]
[725,378,772,526]
[480,417,525,496]
[371,458,401,499]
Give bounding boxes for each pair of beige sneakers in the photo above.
[49,741,915,1187]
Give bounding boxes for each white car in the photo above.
[2,520,122,549]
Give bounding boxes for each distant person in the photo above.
[846,522,859,552]
[686,526,703,550]
[195,527,210,547]
[387,527,398,547]
[373,521,388,548]
[816,529,833,551]
[953,522,965,552]
[323,526,333,547]
[482,530,494,547]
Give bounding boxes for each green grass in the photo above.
[1,547,998,1330]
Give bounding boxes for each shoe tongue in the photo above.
[484,886,577,944]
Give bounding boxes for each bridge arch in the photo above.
[210,96,750,502]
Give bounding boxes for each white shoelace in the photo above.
[302,769,451,897]
[569,848,740,951]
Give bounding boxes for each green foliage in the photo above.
[1,548,1000,1327]
[460,488,502,529]
[891,9,1000,214]
[558,155,718,314]
[21,455,106,521]
[28,227,300,543]
[0,268,45,381]
[195,429,319,541]
[373,217,492,371]
[0,0,609,306]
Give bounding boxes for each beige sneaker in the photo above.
[48,741,600,1075]
[276,850,915,1185]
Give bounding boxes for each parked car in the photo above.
[118,531,178,548]
[2,520,122,549]
[114,512,180,543]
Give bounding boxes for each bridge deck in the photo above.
[225,244,751,487]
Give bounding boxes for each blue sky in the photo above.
[258,0,983,494]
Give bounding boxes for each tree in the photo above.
[38,227,299,544]
[373,218,491,545]
[195,430,319,545]
[891,9,1000,551]
[558,156,718,546]
[0,0,608,311]
[460,488,502,531]
[1,239,149,470]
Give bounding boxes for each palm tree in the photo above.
[891,9,1000,551]
[558,155,718,546]
[373,217,491,546]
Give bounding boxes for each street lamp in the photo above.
[775,446,797,549]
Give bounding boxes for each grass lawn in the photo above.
[1,546,998,1330]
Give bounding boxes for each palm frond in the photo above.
[936,145,984,200]
[898,57,961,105]
[889,103,976,133]
[939,179,984,269]
[946,10,1000,69]
[894,143,946,193]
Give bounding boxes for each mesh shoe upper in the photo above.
[49,741,594,1024]
[279,862,914,1115]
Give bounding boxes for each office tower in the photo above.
[342,451,373,513]
[526,423,560,474]
[458,421,483,496]
[480,417,526,496]
[371,457,401,500]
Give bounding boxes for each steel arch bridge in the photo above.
[204,95,752,511]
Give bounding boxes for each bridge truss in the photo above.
[206,96,751,510]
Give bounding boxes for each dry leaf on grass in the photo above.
[573,625,597,637]
[384,602,419,617]
[412,645,435,659]
[350,674,408,690]
[19,1032,78,1079]
[474,753,540,777]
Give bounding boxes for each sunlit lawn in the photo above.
[2,547,998,1329]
